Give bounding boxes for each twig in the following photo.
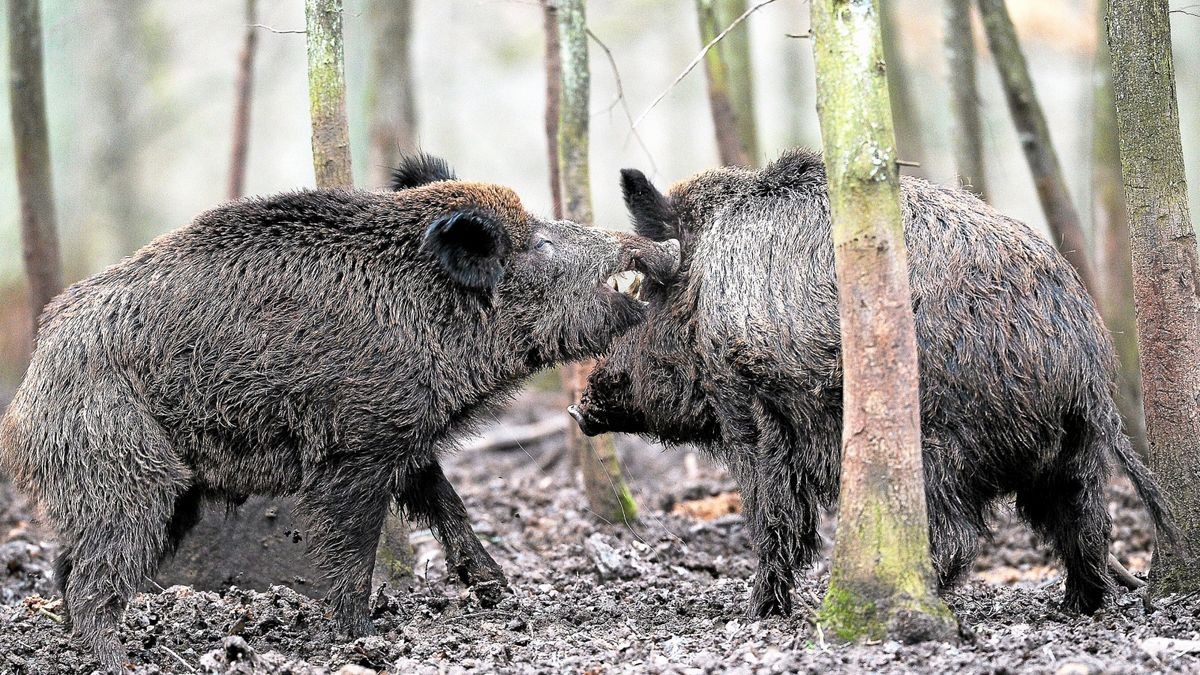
[786,32,811,38]
[250,23,304,34]
[586,28,660,176]
[162,646,198,673]
[895,159,922,168]
[37,607,64,624]
[632,0,781,131]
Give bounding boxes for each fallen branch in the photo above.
[461,416,567,453]
[1108,554,1146,590]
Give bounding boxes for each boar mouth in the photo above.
[602,269,647,303]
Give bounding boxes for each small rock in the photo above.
[584,533,642,580]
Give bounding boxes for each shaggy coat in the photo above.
[0,155,679,670]
[570,149,1171,618]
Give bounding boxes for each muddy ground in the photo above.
[1,390,1198,674]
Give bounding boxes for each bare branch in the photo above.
[586,27,659,177]
[250,23,305,34]
[631,0,780,131]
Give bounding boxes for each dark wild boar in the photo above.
[569,149,1171,618]
[0,154,679,670]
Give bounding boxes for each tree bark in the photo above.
[943,0,987,199]
[696,0,759,167]
[543,1,564,220]
[8,0,63,331]
[1091,0,1146,458]
[228,0,259,200]
[811,0,956,643]
[554,0,638,522]
[305,0,353,188]
[365,0,418,189]
[879,0,925,169]
[977,0,1096,296]
[1107,0,1200,596]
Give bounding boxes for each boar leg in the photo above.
[726,443,822,619]
[58,388,189,672]
[396,462,507,606]
[922,431,985,590]
[296,460,392,637]
[1016,464,1114,614]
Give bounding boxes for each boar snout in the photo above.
[618,236,681,284]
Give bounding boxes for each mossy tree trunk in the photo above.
[977,0,1096,295]
[365,0,418,189]
[810,0,956,643]
[696,0,759,167]
[228,0,259,199]
[8,0,63,333]
[879,0,925,170]
[542,0,564,220]
[554,0,637,523]
[1091,0,1146,458]
[308,0,412,579]
[1107,0,1200,596]
[305,0,353,189]
[943,0,987,199]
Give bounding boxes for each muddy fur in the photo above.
[0,154,680,671]
[571,148,1172,619]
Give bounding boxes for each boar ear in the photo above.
[620,169,678,241]
[423,211,511,291]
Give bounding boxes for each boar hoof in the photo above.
[470,578,509,608]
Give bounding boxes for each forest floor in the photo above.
[1,390,1198,674]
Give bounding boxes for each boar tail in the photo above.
[1107,411,1179,547]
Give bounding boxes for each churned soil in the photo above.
[1,390,1198,674]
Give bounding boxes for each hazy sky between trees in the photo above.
[0,0,1198,391]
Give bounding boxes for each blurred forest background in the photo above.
[1,0,1198,401]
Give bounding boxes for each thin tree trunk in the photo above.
[1091,0,1146,458]
[696,0,759,167]
[366,0,418,189]
[978,0,1096,295]
[879,0,925,169]
[228,0,259,200]
[8,0,63,331]
[91,0,156,257]
[305,0,353,188]
[543,0,563,220]
[1107,0,1200,596]
[555,0,637,522]
[944,0,987,199]
[811,0,956,643]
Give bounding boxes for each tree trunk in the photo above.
[943,0,987,199]
[977,0,1096,295]
[8,0,63,332]
[696,0,759,167]
[1107,0,1200,596]
[879,0,925,169]
[554,0,638,523]
[543,0,563,220]
[90,0,157,257]
[1091,0,1146,458]
[228,0,259,200]
[305,0,353,189]
[810,0,956,643]
[365,0,418,189]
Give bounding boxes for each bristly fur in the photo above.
[389,152,457,191]
[620,168,677,241]
[575,146,1175,620]
[0,171,680,670]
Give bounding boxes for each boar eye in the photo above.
[535,238,555,257]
